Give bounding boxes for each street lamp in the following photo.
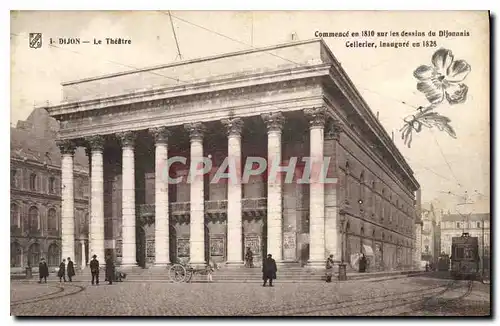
[338,207,349,281]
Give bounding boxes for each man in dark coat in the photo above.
[105,255,115,285]
[89,254,100,285]
[38,258,49,283]
[262,254,277,287]
[66,257,75,282]
[58,259,66,282]
[359,253,367,273]
[245,247,254,268]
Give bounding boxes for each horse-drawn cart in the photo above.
[168,263,214,283]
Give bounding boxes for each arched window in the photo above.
[11,203,20,228]
[11,242,22,267]
[47,243,60,266]
[29,173,38,191]
[359,171,365,202]
[28,243,41,267]
[47,208,57,233]
[382,232,385,240]
[28,206,39,232]
[360,226,365,236]
[49,177,56,194]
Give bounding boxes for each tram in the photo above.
[450,233,480,279]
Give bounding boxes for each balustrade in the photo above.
[137,197,268,218]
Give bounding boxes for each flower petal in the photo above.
[417,80,445,104]
[445,83,468,105]
[413,65,436,81]
[432,48,454,74]
[446,60,471,82]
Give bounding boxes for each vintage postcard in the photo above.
[10,10,490,317]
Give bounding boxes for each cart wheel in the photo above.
[169,264,187,283]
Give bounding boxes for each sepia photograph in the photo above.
[9,9,491,317]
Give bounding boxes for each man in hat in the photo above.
[66,257,75,282]
[89,254,100,285]
[262,254,277,287]
[38,258,49,283]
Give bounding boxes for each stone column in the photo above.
[86,135,105,262]
[185,123,206,266]
[80,240,86,269]
[305,108,327,266]
[150,127,170,266]
[117,131,137,267]
[262,112,285,262]
[324,119,343,262]
[222,118,244,265]
[57,140,76,264]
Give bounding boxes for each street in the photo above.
[11,275,490,316]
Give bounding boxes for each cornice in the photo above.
[325,68,419,191]
[324,96,416,201]
[45,64,330,118]
[56,96,323,140]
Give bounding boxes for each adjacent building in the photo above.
[10,108,89,272]
[420,203,441,264]
[42,39,420,270]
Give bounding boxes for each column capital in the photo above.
[184,122,205,141]
[221,117,244,137]
[149,126,170,144]
[261,112,285,133]
[116,131,136,148]
[56,139,77,155]
[85,135,105,152]
[324,119,343,140]
[304,107,327,128]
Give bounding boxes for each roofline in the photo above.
[320,41,419,190]
[61,38,324,86]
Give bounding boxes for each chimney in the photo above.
[376,111,380,120]
[291,32,298,41]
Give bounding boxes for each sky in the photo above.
[10,10,490,213]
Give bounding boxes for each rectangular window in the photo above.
[11,169,17,188]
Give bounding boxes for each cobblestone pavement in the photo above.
[10,277,490,316]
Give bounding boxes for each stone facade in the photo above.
[10,108,89,272]
[43,39,420,270]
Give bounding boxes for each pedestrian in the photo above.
[58,259,66,282]
[206,261,214,283]
[38,258,49,283]
[359,253,367,273]
[105,254,115,285]
[245,247,254,268]
[89,254,100,285]
[325,254,334,282]
[262,254,277,287]
[66,257,75,282]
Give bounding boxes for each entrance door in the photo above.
[136,227,146,268]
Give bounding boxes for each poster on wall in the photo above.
[177,238,190,258]
[115,240,122,257]
[283,232,296,261]
[146,239,155,258]
[210,236,225,257]
[244,235,260,257]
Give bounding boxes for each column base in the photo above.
[189,260,207,269]
[153,262,171,268]
[277,260,300,267]
[306,260,326,268]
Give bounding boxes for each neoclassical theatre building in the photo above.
[44,39,420,270]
